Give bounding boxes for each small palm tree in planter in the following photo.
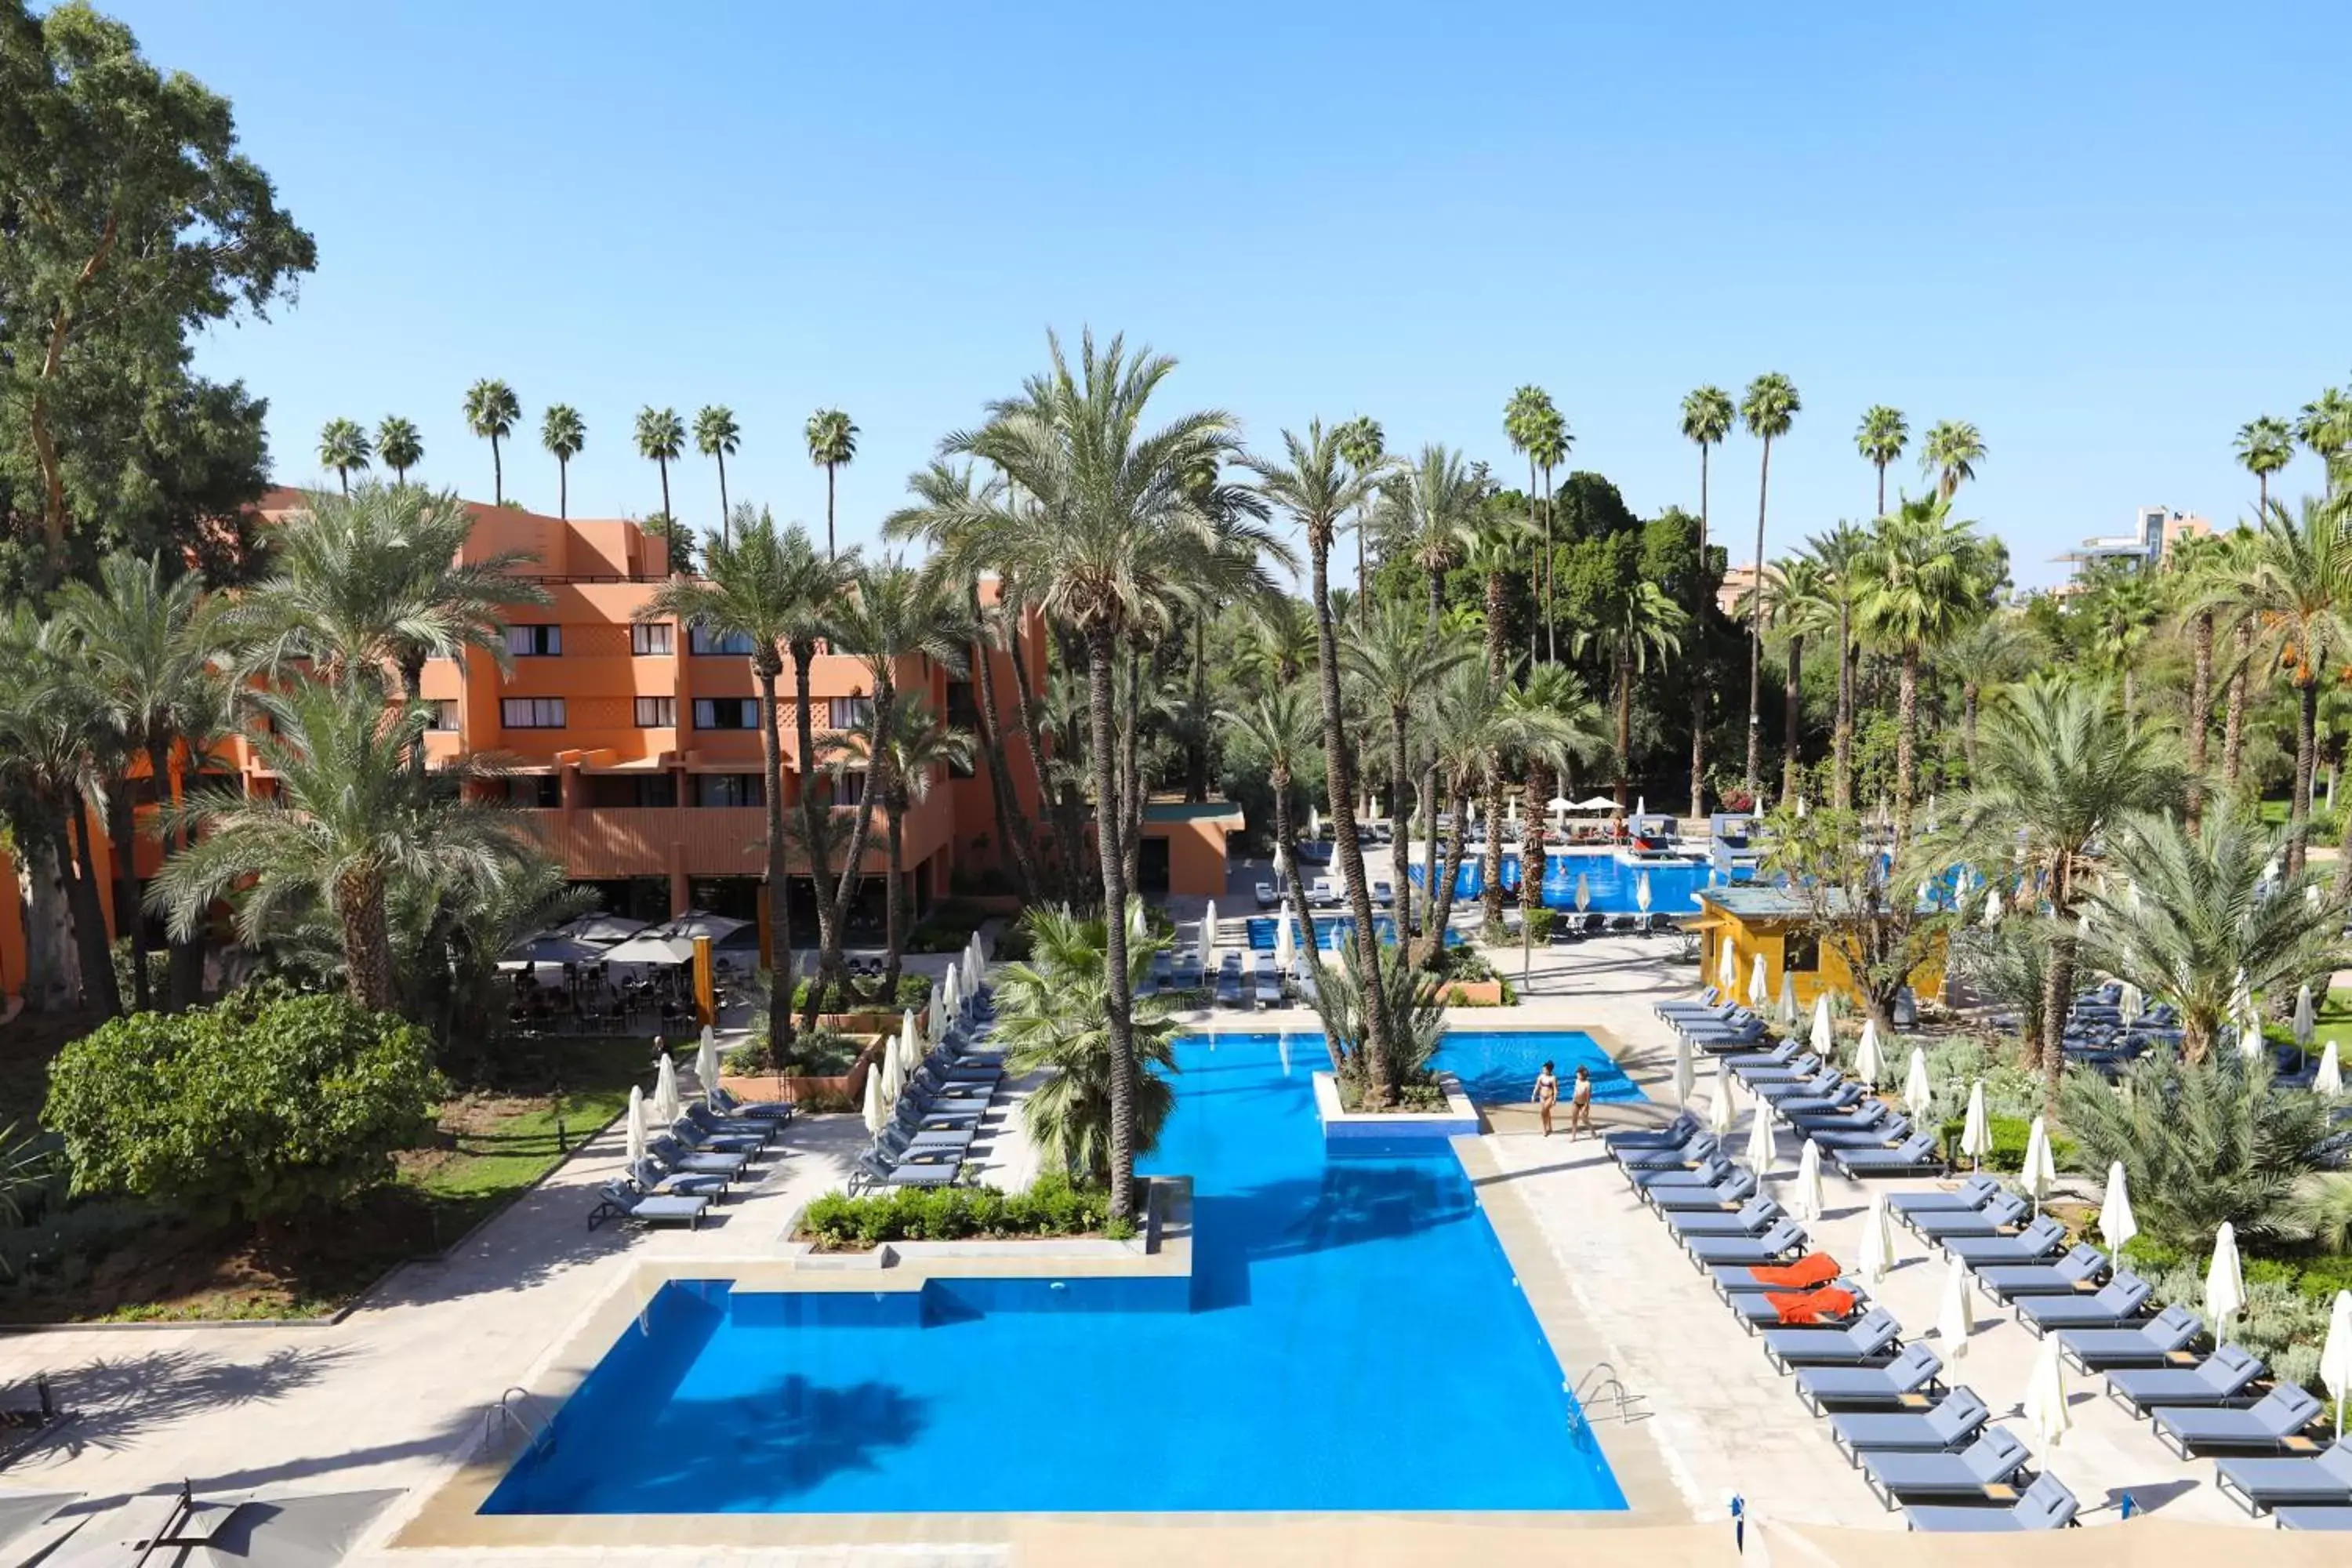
[993,905,1179,1192]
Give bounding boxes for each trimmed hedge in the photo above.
[800,1173,1133,1247]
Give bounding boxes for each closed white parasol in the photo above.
[2020,1115,2056,1212]
[2099,1160,2137,1254]
[2321,1289,2351,1438]
[2206,1221,2247,1345]
[1636,869,1653,915]
[652,1053,681,1127]
[1748,953,1769,1010]
[861,1056,884,1134]
[696,1031,723,1103]
[1710,1058,1737,1137]
[1777,971,1798,1029]
[1935,1254,1975,1359]
[2318,1040,2344,1097]
[1903,1047,1934,1125]
[1675,1029,1696,1108]
[1809,996,1834,1059]
[2023,1334,2071,1447]
[1717,938,1737,993]
[1793,1138,1824,1221]
[1857,1189,1897,1286]
[1960,1080,1990,1169]
[626,1085,648,1169]
[1853,1018,1883,1088]
[2296,983,2316,1045]
[1745,1095,1776,1175]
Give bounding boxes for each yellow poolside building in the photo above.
[1692,885,1947,1012]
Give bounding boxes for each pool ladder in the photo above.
[1572,1362,1646,1424]
[485,1386,555,1456]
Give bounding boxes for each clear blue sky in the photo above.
[104,1,2352,587]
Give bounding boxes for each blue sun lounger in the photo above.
[1829,1133,1944,1178]
[1936,1214,2064,1266]
[1628,1155,1737,1190]
[848,1148,962,1193]
[1752,1069,1842,1102]
[1904,1472,2078,1532]
[1649,1170,1762,1211]
[647,1133,753,1179]
[627,1156,729,1202]
[1888,1174,2005,1218]
[1214,959,1245,1008]
[2057,1305,2202,1372]
[2013,1272,2151,1337]
[1733,1056,1828,1087]
[2275,1506,2352,1530]
[589,1178,710,1230]
[1795,1343,1944,1414]
[1725,1281,1868,1330]
[1606,1111,1701,1150]
[1862,1426,2033,1510]
[1829,1388,1991,1466]
[1719,1040,1807,1073]
[1685,1218,1810,1269]
[2105,1345,2265,1417]
[1617,1133,1722,1171]
[2151,1385,2326,1457]
[1774,1083,1870,1118]
[1906,1191,2030,1240]
[1976,1243,2109,1303]
[1664,1196,1784,1239]
[1762,1306,1904,1373]
[2216,1439,2352,1515]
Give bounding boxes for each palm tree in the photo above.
[1220,686,1331,993]
[0,610,122,1017]
[1855,405,1907,517]
[1575,577,1687,812]
[2234,415,2294,513]
[2076,568,2164,725]
[1921,419,1987,502]
[54,554,218,1012]
[823,695,971,995]
[1854,495,1993,845]
[1377,444,1483,911]
[1526,405,1570,662]
[1463,516,1527,920]
[318,419,372,497]
[2296,387,2352,497]
[1739,373,1801,801]
[941,331,1280,1192]
[638,514,839,1054]
[1507,663,1606,922]
[2165,532,2230,823]
[634,406,684,524]
[2079,812,2345,1066]
[1680,385,1734,813]
[463,379,521,506]
[2221,495,2352,875]
[1951,675,2186,1102]
[1800,524,1869,808]
[1942,610,2037,780]
[151,677,535,1013]
[1243,422,1391,1044]
[1504,387,1567,660]
[1764,556,1835,804]
[376,417,422,487]
[540,405,585,521]
[695,405,742,546]
[1342,601,1472,946]
[1334,416,1387,618]
[994,905,1179,1187]
[805,408,858,558]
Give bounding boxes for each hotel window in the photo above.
[692,697,759,730]
[630,622,673,655]
[688,625,757,655]
[943,680,978,730]
[695,772,765,807]
[426,700,459,731]
[588,774,677,808]
[1784,932,1821,973]
[830,770,867,808]
[501,697,567,728]
[506,624,562,657]
[634,696,677,728]
[508,775,561,808]
[828,695,873,730]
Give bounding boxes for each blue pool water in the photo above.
[484,1031,1627,1515]
[1243,914,1464,951]
[1413,851,1712,913]
[1433,1029,1646,1108]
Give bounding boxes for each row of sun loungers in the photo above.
[848,1034,1008,1192]
[591,1097,793,1229]
[1252,878,1395,909]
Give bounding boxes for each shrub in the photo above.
[799,1173,1118,1247]
[1935,1112,2076,1175]
[726,1024,862,1077]
[45,993,444,1224]
[788,973,931,1014]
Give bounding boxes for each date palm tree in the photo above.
[318,419,372,497]
[695,405,742,546]
[376,417,422,486]
[1763,555,1835,804]
[1526,404,1570,663]
[805,408,858,557]
[1921,419,1986,502]
[1680,384,1734,812]
[1504,387,1570,660]
[1855,405,1907,518]
[2296,387,2352,498]
[1220,686,1333,997]
[822,694,972,995]
[539,404,585,521]
[1942,609,2038,782]
[1739,373,1801,800]
[2082,568,2165,726]
[1508,662,1606,921]
[938,330,1283,1195]
[151,677,535,1014]
[462,379,520,506]
[2220,495,2352,876]
[1854,495,1993,845]
[1465,516,1527,920]
[1342,601,1472,946]
[1335,416,1387,619]
[2163,532,2230,823]
[0,612,122,1016]
[2234,415,2294,514]
[1800,523,1870,808]
[634,406,684,524]
[1377,444,1484,914]
[1949,675,2185,1101]
[1576,576,1688,813]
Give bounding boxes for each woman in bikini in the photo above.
[1533,1059,1559,1137]
[1567,1063,1595,1139]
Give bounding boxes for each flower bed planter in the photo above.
[1312,1070,1479,1142]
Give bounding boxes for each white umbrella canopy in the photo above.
[1857,1190,1897,1286]
[1902,1047,1934,1125]
[1574,872,1592,913]
[696,1030,722,1102]
[1960,1080,1991,1168]
[1508,795,1519,826]
[1809,996,1834,1059]
[2320,1289,2352,1439]
[2296,983,2317,1045]
[625,1086,648,1168]
[2099,1160,2138,1254]
[2020,1116,2056,1210]
[926,978,947,1043]
[1716,938,1737,993]
[1547,794,1573,818]
[1794,794,1808,818]
[1635,869,1653,914]
[2318,1040,2345,1097]
[1793,1138,1824,1221]
[2023,1333,2071,1447]
[2118,982,2144,1026]
[651,1054,681,1127]
[1980,886,2002,927]
[861,1058,884,1134]
[1709,1058,1737,1137]
[898,1009,920,1073]
[1853,1018,1884,1087]
[941,963,960,1025]
[1935,1254,1975,1359]
[880,1036,906,1107]
[1777,971,1798,1029]
[1309,804,1322,839]
[1275,909,1296,975]
[1675,1029,1696,1108]
[1635,794,1646,818]
[1748,953,1769,1009]
[1745,1098,1776,1175]
[1203,899,1219,958]
[2206,1221,2248,1344]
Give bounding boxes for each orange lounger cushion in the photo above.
[1764,1286,1857,1324]
[1749,1254,1841,1290]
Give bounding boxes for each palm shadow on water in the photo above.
[592,1376,929,1508]
[1189,1160,1474,1314]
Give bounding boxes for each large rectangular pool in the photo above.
[483,1031,1628,1515]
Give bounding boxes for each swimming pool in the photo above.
[1412,851,1713,913]
[1433,1029,1644,1107]
[483,1031,1627,1515]
[1242,914,1464,951]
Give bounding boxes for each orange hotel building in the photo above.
[0,493,1243,995]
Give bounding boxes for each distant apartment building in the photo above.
[1715,562,1760,619]
[2054,506,2211,593]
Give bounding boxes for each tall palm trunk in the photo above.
[716,453,731,545]
[967,611,1041,902]
[1614,644,1634,811]
[791,645,840,1032]
[1480,772,1508,925]
[106,784,147,1011]
[1084,625,1140,1222]
[1002,608,1071,901]
[334,863,396,1014]
[1893,648,1921,850]
[1780,633,1804,805]
[2222,622,2251,790]
[880,803,907,996]
[1390,702,1414,941]
[756,659,797,1052]
[151,742,203,1011]
[2039,856,2078,1105]
[825,692,891,995]
[1744,436,1773,800]
[656,457,670,523]
[1185,616,1209,803]
[400,655,431,779]
[1311,536,1396,1095]
[1269,766,1331,1014]
[1423,783,1472,957]
[824,464,837,558]
[1962,680,1982,780]
[490,434,504,506]
[2186,611,2213,829]
[557,458,568,520]
[2122,668,2138,731]
[1875,461,1887,519]
[1690,443,1711,816]
[1521,763,1549,919]
[1419,565,1446,961]
[2288,678,2319,877]
[1542,466,1558,663]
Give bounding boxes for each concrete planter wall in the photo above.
[1312,1070,1480,1142]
